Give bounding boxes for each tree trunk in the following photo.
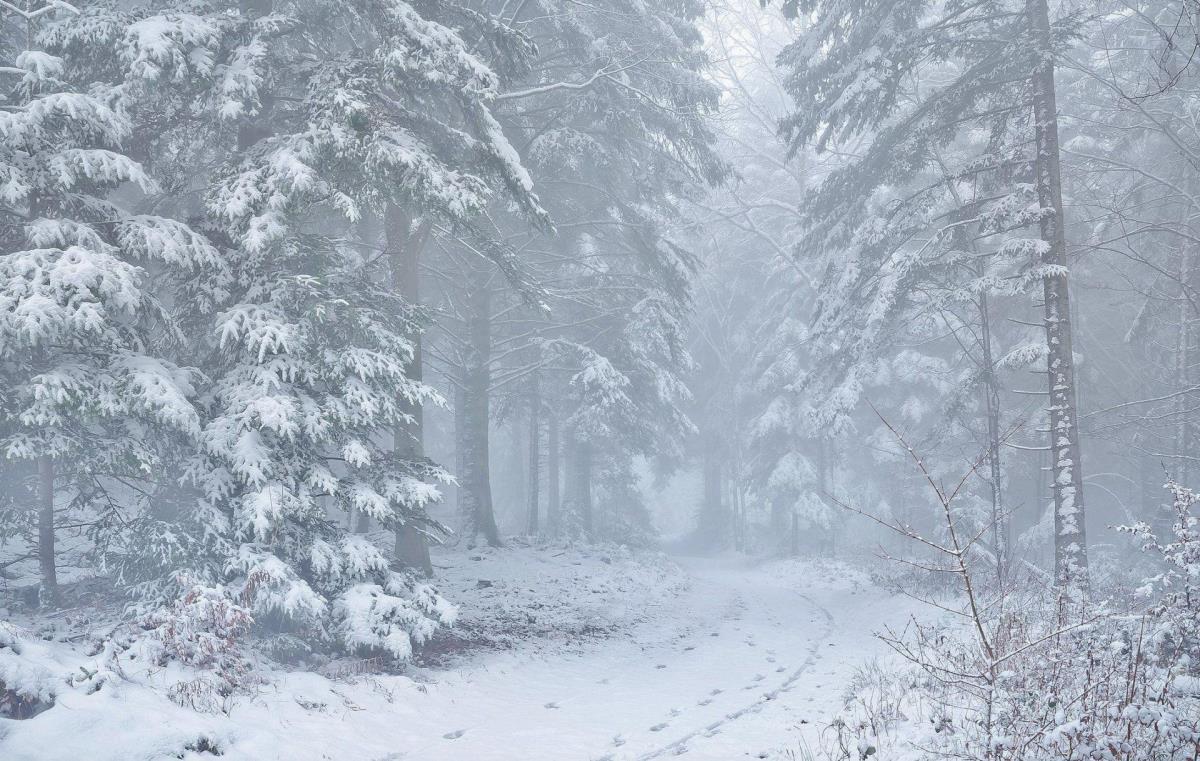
[790,509,800,557]
[547,409,560,536]
[1174,250,1193,486]
[568,438,593,537]
[701,437,724,547]
[978,291,1007,587]
[527,375,540,535]
[454,382,472,532]
[770,495,787,547]
[464,266,501,547]
[38,455,57,605]
[385,204,433,575]
[1028,0,1088,591]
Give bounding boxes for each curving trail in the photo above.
[400,554,910,760]
[631,589,835,761]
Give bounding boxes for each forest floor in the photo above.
[0,541,924,761]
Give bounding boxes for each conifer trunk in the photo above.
[790,509,800,557]
[454,383,471,528]
[386,204,433,575]
[38,455,57,604]
[465,267,501,546]
[568,438,593,537]
[1028,0,1088,590]
[701,437,724,546]
[547,409,560,536]
[527,375,540,535]
[978,292,1007,586]
[1174,250,1193,486]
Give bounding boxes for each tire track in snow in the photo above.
[627,592,835,761]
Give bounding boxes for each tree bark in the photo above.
[790,509,800,557]
[770,495,787,547]
[547,409,560,536]
[454,383,472,530]
[701,437,724,547]
[978,291,1007,587]
[385,204,434,575]
[527,374,540,535]
[464,266,502,546]
[1028,0,1088,591]
[38,455,57,604]
[568,438,593,537]
[1174,250,1193,486]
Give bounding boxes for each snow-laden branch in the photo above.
[496,60,643,101]
[0,0,78,19]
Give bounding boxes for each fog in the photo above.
[2,1,1199,759]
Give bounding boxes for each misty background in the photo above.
[1,0,1199,759]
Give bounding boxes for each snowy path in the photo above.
[396,555,912,761]
[0,553,918,761]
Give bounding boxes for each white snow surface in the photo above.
[0,544,921,761]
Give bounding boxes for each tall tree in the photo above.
[44,0,544,655]
[769,0,1091,588]
[1,0,212,605]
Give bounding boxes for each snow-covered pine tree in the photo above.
[43,0,544,658]
[768,0,1091,589]
[1,0,215,605]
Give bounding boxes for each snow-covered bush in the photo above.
[827,480,1200,760]
[140,583,253,673]
[334,576,456,662]
[0,622,57,719]
[136,582,255,711]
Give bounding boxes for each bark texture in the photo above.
[1029,0,1088,590]
[387,204,433,575]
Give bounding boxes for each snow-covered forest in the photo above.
[2,0,1199,758]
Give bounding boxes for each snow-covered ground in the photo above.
[1,544,923,761]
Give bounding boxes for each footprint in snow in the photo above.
[443,730,465,740]
[612,735,626,747]
[776,666,786,673]
[544,702,559,709]
[669,707,681,717]
[710,688,723,695]
[650,722,669,732]
[656,664,667,669]
[753,674,766,682]
[697,698,713,706]
[766,656,776,663]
